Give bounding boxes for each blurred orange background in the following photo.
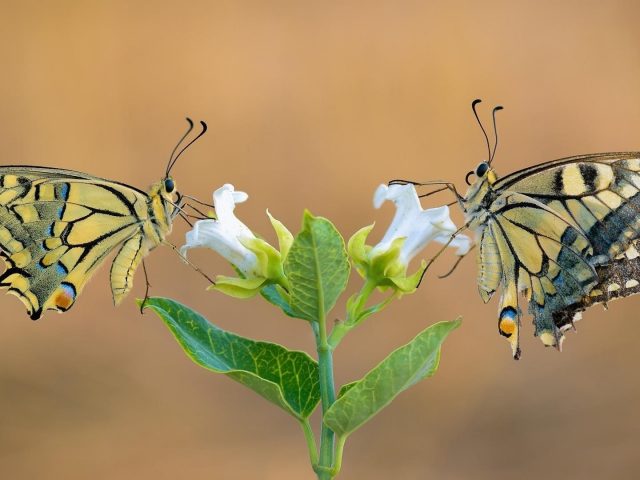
[2,1,640,479]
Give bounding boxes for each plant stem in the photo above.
[313,311,337,479]
[330,436,347,477]
[300,419,319,467]
[349,279,377,320]
[328,279,378,348]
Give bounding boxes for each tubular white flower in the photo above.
[180,184,261,276]
[371,184,471,266]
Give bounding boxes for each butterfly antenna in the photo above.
[166,118,195,178]
[166,120,208,177]
[471,99,491,162]
[489,105,504,165]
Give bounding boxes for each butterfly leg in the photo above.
[438,245,476,279]
[164,241,216,285]
[417,224,471,287]
[139,259,151,315]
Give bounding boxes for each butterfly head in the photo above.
[462,160,499,213]
[466,161,498,186]
[156,175,179,205]
[461,100,503,212]
[161,176,186,220]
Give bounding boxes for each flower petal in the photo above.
[372,184,424,256]
[209,275,267,298]
[267,210,294,260]
[214,184,248,220]
[182,219,260,275]
[348,224,375,267]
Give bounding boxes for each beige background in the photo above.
[1,1,640,479]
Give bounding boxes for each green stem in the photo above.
[348,279,377,322]
[330,436,347,476]
[300,419,319,467]
[313,320,337,479]
[328,279,378,348]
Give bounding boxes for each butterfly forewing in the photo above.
[495,153,640,259]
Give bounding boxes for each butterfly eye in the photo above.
[475,162,490,177]
[164,178,175,193]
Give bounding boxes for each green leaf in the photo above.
[261,284,297,318]
[142,297,320,420]
[284,211,350,322]
[324,319,461,437]
[336,381,358,399]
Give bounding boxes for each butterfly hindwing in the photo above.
[478,191,599,357]
[110,234,148,305]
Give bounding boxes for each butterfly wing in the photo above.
[494,153,640,260]
[0,167,163,319]
[553,241,640,331]
[477,191,599,358]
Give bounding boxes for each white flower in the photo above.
[180,184,261,276]
[348,184,471,293]
[371,184,471,265]
[180,184,293,298]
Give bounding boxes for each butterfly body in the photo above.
[462,152,640,358]
[0,166,178,319]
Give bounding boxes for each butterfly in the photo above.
[401,100,640,359]
[0,119,208,320]
[459,100,640,358]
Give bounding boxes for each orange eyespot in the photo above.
[499,318,516,337]
[54,292,73,310]
[54,283,76,311]
[499,307,518,337]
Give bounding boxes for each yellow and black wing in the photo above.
[474,152,640,355]
[0,166,164,319]
[495,152,640,260]
[553,239,640,332]
[477,192,598,358]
